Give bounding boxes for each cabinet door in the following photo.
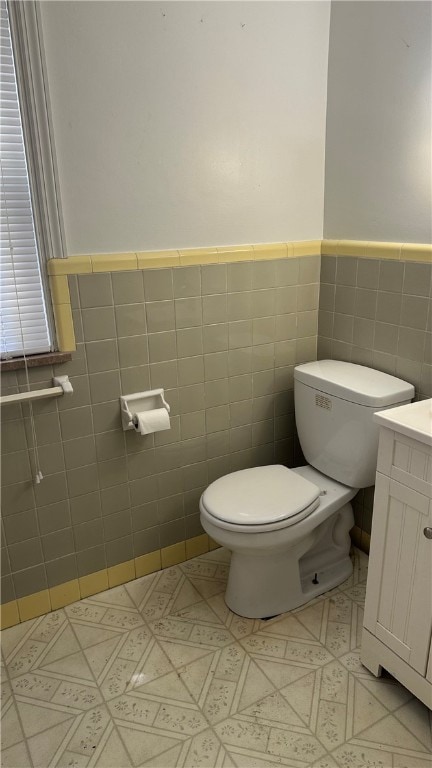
[364,473,432,676]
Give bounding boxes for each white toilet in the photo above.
[200,360,414,618]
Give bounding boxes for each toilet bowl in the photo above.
[200,360,415,619]
[200,464,355,618]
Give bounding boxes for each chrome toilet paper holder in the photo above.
[120,389,170,431]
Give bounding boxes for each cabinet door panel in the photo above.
[377,429,432,498]
[364,473,432,675]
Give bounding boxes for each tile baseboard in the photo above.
[0,534,220,629]
[350,524,371,554]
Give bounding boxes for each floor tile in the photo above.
[1,547,431,768]
[0,740,32,767]
[1,699,24,750]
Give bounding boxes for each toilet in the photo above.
[200,360,414,618]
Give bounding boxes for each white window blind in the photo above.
[0,0,51,358]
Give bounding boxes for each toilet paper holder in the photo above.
[120,389,170,431]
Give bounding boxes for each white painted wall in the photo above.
[39,1,330,256]
[324,1,432,244]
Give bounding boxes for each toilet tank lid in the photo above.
[294,360,415,407]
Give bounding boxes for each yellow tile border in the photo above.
[48,269,76,354]
[161,541,186,568]
[1,536,215,628]
[49,579,80,610]
[292,240,322,258]
[252,243,288,260]
[47,255,92,275]
[135,550,161,578]
[185,533,210,560]
[0,600,20,630]
[400,243,432,262]
[321,240,368,257]
[49,275,70,304]
[350,525,371,555]
[137,251,180,269]
[363,242,401,260]
[79,570,109,598]
[107,559,135,588]
[320,240,338,256]
[48,239,431,279]
[217,245,254,262]
[180,247,219,266]
[17,589,51,622]
[322,240,431,262]
[52,302,76,352]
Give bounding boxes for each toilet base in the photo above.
[224,504,354,618]
[225,554,353,619]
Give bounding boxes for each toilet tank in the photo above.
[294,361,415,488]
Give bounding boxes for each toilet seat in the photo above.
[200,465,321,531]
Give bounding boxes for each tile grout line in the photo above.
[60,603,138,768]
[87,719,115,768]
[48,711,86,768]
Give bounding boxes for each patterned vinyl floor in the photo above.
[1,547,431,768]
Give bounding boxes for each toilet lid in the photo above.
[201,465,320,526]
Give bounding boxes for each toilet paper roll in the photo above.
[133,408,170,435]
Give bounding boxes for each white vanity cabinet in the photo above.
[361,399,432,710]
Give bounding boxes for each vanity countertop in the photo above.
[374,398,432,447]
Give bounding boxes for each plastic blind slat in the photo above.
[0,0,51,357]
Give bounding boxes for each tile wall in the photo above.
[0,255,320,609]
[318,253,432,535]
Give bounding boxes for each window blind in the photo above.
[0,0,51,358]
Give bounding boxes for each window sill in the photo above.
[0,352,72,372]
